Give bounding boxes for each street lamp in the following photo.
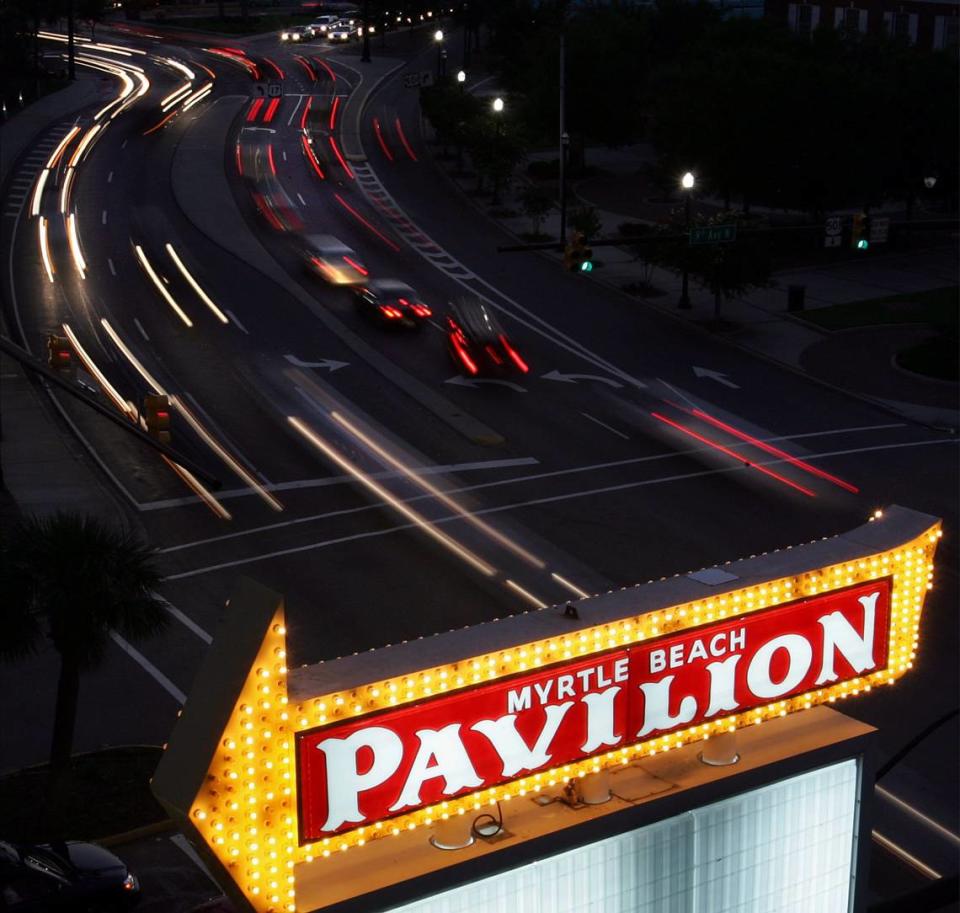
[923,175,937,190]
[434,29,446,80]
[491,97,505,204]
[560,131,570,245]
[456,69,466,91]
[678,171,695,310]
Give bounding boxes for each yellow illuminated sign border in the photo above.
[186,521,941,913]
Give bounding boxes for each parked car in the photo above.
[0,839,140,911]
[353,280,432,328]
[302,235,368,285]
[445,299,529,376]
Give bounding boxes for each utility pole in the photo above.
[361,0,371,63]
[558,2,569,246]
[67,0,76,81]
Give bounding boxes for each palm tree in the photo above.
[0,513,168,775]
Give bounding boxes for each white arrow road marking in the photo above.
[284,354,349,371]
[693,366,740,389]
[542,369,626,388]
[445,375,528,393]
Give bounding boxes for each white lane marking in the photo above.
[297,192,307,206]
[693,366,740,389]
[109,630,186,703]
[101,209,107,225]
[107,170,113,183]
[657,378,699,409]
[876,785,960,847]
[225,308,249,334]
[286,93,304,126]
[161,437,957,580]
[580,411,629,440]
[282,149,288,162]
[121,139,127,149]
[150,456,541,521]
[872,830,941,880]
[107,257,116,276]
[134,318,150,340]
[154,592,212,644]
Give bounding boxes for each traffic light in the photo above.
[47,334,74,372]
[564,232,594,273]
[851,213,870,251]
[143,393,171,444]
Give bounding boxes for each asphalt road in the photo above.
[0,21,956,911]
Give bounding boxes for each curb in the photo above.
[98,817,177,848]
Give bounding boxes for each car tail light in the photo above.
[380,305,402,319]
[499,334,529,373]
[485,344,504,365]
[411,303,431,317]
[451,333,478,375]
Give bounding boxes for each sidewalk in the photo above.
[432,121,958,431]
[1,76,132,525]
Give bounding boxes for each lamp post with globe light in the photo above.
[434,29,446,81]
[678,171,695,309]
[491,97,505,204]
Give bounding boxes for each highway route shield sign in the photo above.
[824,215,842,248]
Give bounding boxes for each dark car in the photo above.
[445,299,529,377]
[0,839,139,911]
[353,280,432,328]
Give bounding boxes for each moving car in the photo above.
[445,299,529,376]
[353,280,432,328]
[302,235,368,285]
[280,25,308,41]
[306,15,338,37]
[0,839,140,911]
[327,19,358,41]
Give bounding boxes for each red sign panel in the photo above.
[297,580,890,842]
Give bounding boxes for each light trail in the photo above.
[301,135,325,179]
[164,243,229,324]
[328,95,340,131]
[163,57,196,80]
[46,126,80,168]
[289,416,496,577]
[333,193,399,251]
[876,786,960,848]
[372,117,394,161]
[100,318,231,520]
[66,213,87,278]
[171,396,283,512]
[247,98,264,122]
[30,169,50,217]
[394,117,418,161]
[331,410,545,567]
[38,218,55,283]
[161,83,193,111]
[94,69,134,120]
[328,136,354,179]
[689,408,860,494]
[68,124,102,167]
[299,95,312,130]
[181,83,214,111]
[650,412,816,497]
[551,572,590,599]
[59,167,75,213]
[872,831,941,880]
[505,579,547,608]
[263,97,280,123]
[61,324,136,417]
[134,245,194,327]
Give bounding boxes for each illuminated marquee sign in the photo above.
[151,507,941,913]
[297,580,889,839]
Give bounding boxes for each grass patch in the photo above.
[896,336,959,382]
[0,747,167,843]
[799,286,958,331]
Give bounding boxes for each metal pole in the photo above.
[361,0,371,62]
[559,28,567,246]
[679,192,691,309]
[67,0,76,81]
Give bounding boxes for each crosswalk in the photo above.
[352,161,477,282]
[2,122,75,219]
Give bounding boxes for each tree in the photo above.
[519,184,554,236]
[0,513,168,776]
[569,205,602,239]
[77,0,105,39]
[643,211,771,321]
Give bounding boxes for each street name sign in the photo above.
[690,224,737,245]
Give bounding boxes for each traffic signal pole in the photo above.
[0,335,221,490]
